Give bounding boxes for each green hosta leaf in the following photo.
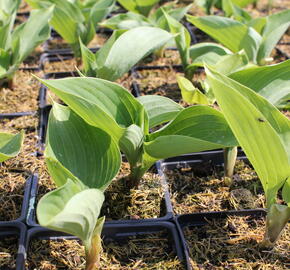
[257,9,290,64]
[89,0,115,28]
[96,27,173,81]
[100,12,151,30]
[189,43,230,66]
[187,15,262,62]
[230,60,290,109]
[206,66,290,207]
[137,95,183,128]
[0,49,11,79]
[162,10,191,68]
[117,0,160,16]
[0,130,24,162]
[0,0,21,13]
[45,103,121,190]
[37,179,104,242]
[177,76,209,105]
[37,76,148,143]
[11,7,53,64]
[145,105,238,159]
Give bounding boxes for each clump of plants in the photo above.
[26,0,115,57]
[0,3,52,87]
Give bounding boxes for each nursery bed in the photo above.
[181,214,289,270]
[25,223,185,270]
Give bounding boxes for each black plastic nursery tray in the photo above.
[25,221,185,269]
[0,221,27,270]
[175,209,270,270]
[160,150,267,216]
[0,173,37,225]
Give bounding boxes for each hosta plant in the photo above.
[117,0,160,16]
[25,0,115,57]
[37,76,238,187]
[38,103,121,270]
[187,9,290,65]
[206,65,290,247]
[0,130,24,162]
[80,26,173,80]
[100,2,191,31]
[0,7,52,87]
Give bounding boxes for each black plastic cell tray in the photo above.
[0,174,37,225]
[24,221,184,269]
[175,209,267,270]
[26,160,174,227]
[0,221,27,270]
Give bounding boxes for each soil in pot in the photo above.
[138,50,181,67]
[135,67,205,104]
[26,231,184,270]
[277,34,290,57]
[0,70,43,113]
[245,0,290,17]
[0,115,39,221]
[36,162,166,224]
[0,236,18,269]
[163,159,267,214]
[184,215,289,269]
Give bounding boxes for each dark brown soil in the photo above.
[138,50,181,66]
[164,160,266,214]
[27,232,184,270]
[185,215,290,269]
[0,70,43,113]
[0,236,18,269]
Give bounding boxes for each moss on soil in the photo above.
[164,159,268,214]
[0,236,18,269]
[185,215,290,269]
[27,232,184,270]
[0,70,43,113]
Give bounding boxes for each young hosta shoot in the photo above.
[0,130,24,162]
[117,0,160,16]
[80,26,173,80]
[101,3,191,31]
[26,0,115,57]
[0,7,52,86]
[187,9,290,65]
[37,77,238,187]
[206,66,290,247]
[37,104,121,269]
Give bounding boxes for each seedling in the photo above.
[37,104,121,270]
[0,7,52,87]
[0,130,24,162]
[37,76,238,188]
[206,65,290,247]
[26,0,115,57]
[80,26,173,81]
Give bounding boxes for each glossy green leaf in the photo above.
[45,103,121,190]
[206,66,290,206]
[257,9,290,64]
[11,7,53,63]
[177,76,209,105]
[117,0,160,16]
[137,95,183,128]
[187,15,261,62]
[37,179,104,242]
[145,105,238,159]
[230,60,290,109]
[0,130,24,162]
[96,27,173,81]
